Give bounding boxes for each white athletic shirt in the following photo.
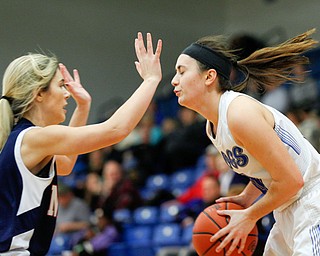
[206,90,320,211]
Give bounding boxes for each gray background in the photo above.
[0,0,319,123]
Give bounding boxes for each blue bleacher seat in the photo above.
[124,225,153,245]
[107,242,128,256]
[127,244,155,256]
[133,206,159,225]
[170,186,188,198]
[181,223,194,246]
[139,187,157,201]
[47,234,72,256]
[113,208,132,225]
[153,223,182,247]
[146,173,170,191]
[170,168,195,189]
[124,226,155,256]
[159,202,183,223]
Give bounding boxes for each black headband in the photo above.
[182,43,232,80]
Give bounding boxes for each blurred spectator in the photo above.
[125,112,163,185]
[286,107,320,152]
[229,33,266,60]
[176,145,220,205]
[87,147,122,176]
[97,160,143,214]
[161,117,179,136]
[214,153,250,197]
[149,117,179,174]
[84,172,102,212]
[116,106,164,186]
[87,150,104,175]
[229,33,266,99]
[115,102,162,151]
[157,174,221,256]
[55,183,91,235]
[287,64,319,111]
[58,154,90,197]
[159,107,211,173]
[180,174,221,227]
[48,183,91,254]
[72,208,120,256]
[260,84,290,114]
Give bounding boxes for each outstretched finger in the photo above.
[59,63,73,83]
[210,227,229,244]
[146,32,153,54]
[135,32,146,58]
[224,237,240,256]
[73,69,81,84]
[238,236,247,254]
[155,39,162,58]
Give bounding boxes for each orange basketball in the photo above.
[192,202,258,256]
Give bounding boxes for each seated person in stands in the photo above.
[55,183,91,235]
[179,174,221,227]
[72,207,120,256]
[97,159,143,214]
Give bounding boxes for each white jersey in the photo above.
[206,90,320,210]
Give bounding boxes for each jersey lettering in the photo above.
[47,185,58,217]
[221,146,249,169]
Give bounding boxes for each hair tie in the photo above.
[0,95,13,104]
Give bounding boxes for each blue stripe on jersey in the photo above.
[249,177,268,194]
[274,124,301,155]
[310,224,320,255]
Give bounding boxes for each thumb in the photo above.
[135,62,142,75]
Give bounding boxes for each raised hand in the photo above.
[59,63,92,107]
[134,32,162,83]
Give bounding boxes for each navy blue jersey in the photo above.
[0,118,58,255]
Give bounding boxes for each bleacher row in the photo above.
[142,166,202,199]
[108,204,193,256]
[48,167,199,256]
[106,167,204,256]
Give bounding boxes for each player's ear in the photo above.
[35,88,46,103]
[205,69,217,86]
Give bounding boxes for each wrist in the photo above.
[143,76,161,84]
[76,102,91,112]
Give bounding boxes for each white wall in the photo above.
[0,0,319,123]
[224,0,320,43]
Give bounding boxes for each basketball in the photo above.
[192,202,258,256]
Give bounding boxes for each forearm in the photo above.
[69,101,91,127]
[246,178,302,221]
[104,77,160,140]
[57,103,91,175]
[240,182,263,207]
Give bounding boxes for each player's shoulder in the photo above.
[228,95,264,123]
[227,95,272,145]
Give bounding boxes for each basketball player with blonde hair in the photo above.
[0,32,162,255]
